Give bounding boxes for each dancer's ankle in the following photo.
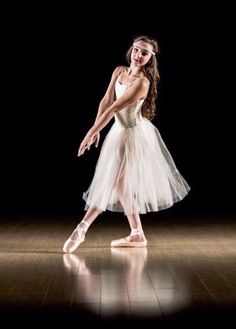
[131,227,143,235]
[77,221,89,233]
[130,228,146,242]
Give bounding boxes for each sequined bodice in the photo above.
[114,79,145,128]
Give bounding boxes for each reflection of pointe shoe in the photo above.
[111,228,147,248]
[111,247,148,271]
[63,222,89,253]
[63,254,90,275]
[111,247,147,278]
[63,254,80,274]
[111,247,147,258]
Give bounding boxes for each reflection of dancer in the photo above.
[111,247,147,277]
[63,250,189,317]
[63,249,148,314]
[63,249,147,276]
[63,35,190,253]
[63,253,99,313]
[63,254,90,275]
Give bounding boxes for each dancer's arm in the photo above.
[78,78,149,156]
[89,66,124,147]
[94,66,124,124]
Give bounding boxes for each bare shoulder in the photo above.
[126,78,150,100]
[112,66,127,78]
[139,77,150,87]
[133,77,150,90]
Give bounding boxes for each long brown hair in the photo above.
[126,35,160,120]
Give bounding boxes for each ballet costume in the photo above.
[83,79,190,215]
[63,77,190,252]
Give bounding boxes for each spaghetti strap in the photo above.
[128,77,149,87]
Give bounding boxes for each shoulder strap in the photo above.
[128,77,149,87]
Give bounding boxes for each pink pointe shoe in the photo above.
[63,222,89,253]
[111,228,147,248]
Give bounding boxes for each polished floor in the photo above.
[0,213,236,326]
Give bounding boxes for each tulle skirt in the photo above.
[83,119,190,215]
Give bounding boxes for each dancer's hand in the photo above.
[78,132,96,156]
[92,132,100,148]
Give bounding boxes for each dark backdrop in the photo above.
[2,4,235,218]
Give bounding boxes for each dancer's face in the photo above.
[131,42,153,67]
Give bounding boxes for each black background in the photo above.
[1,3,235,218]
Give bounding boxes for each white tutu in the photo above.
[82,118,190,215]
[83,79,190,215]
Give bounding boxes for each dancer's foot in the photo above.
[63,222,89,253]
[111,228,147,247]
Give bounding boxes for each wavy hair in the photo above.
[126,35,160,120]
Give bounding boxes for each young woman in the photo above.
[63,35,190,253]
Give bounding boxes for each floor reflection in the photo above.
[102,248,150,317]
[63,248,149,317]
[63,253,91,275]
[62,248,189,318]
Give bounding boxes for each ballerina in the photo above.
[63,35,190,253]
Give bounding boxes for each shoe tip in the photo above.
[111,240,119,247]
[63,246,70,253]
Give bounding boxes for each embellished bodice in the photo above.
[114,79,145,128]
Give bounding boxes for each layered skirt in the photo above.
[82,119,190,215]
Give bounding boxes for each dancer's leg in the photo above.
[78,205,102,232]
[114,164,147,245]
[126,213,146,242]
[116,187,143,228]
[110,214,147,247]
[63,206,101,253]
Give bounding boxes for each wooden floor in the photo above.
[0,213,236,326]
